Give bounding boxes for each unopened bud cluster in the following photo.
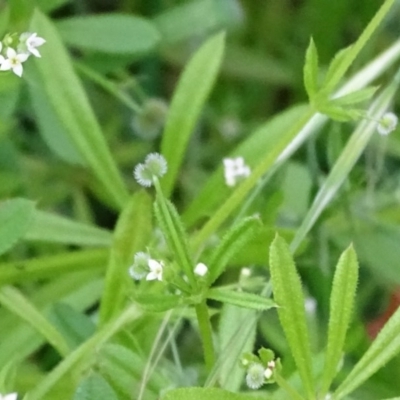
[0,32,45,77]
[134,152,167,187]
[241,348,279,390]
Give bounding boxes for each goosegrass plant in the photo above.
[2,0,400,399]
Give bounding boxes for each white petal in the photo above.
[148,259,162,272]
[0,60,12,71]
[0,55,5,64]
[31,36,46,47]
[146,271,158,281]
[3,394,18,400]
[29,48,41,57]
[17,53,29,62]
[12,63,23,77]
[6,47,17,58]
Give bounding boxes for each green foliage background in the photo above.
[1,0,400,399]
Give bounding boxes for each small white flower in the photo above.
[0,47,28,77]
[19,32,46,58]
[241,267,251,277]
[223,157,251,187]
[267,360,275,369]
[146,259,163,281]
[377,112,398,135]
[305,297,317,314]
[0,393,18,400]
[194,262,208,276]
[245,363,265,390]
[264,367,273,379]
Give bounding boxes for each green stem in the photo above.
[75,62,142,113]
[275,373,308,400]
[195,301,215,372]
[153,178,195,285]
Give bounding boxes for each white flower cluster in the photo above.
[134,152,167,187]
[244,360,276,390]
[0,32,45,77]
[129,252,164,281]
[223,157,251,187]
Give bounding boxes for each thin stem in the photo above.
[275,373,308,400]
[75,62,142,113]
[195,301,216,373]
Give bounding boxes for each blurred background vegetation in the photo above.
[2,0,400,398]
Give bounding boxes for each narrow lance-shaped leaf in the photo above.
[207,216,260,285]
[162,387,265,400]
[161,32,225,196]
[0,198,35,257]
[333,306,400,399]
[269,234,314,398]
[99,191,152,326]
[206,288,276,311]
[30,10,129,209]
[320,245,359,396]
[154,189,194,284]
[26,305,141,400]
[303,37,319,99]
[0,286,70,357]
[322,0,395,93]
[25,210,112,247]
[73,372,118,400]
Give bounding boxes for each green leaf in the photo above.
[30,10,129,209]
[0,249,107,285]
[207,288,276,311]
[49,303,96,350]
[0,286,70,357]
[322,45,353,92]
[334,306,400,399]
[26,305,141,400]
[28,73,85,165]
[320,245,359,395]
[162,387,266,400]
[269,235,314,398]
[154,0,242,45]
[73,372,118,400]
[330,86,378,106]
[161,32,225,196]
[303,37,319,98]
[98,343,169,398]
[25,210,112,246]
[99,191,152,326]
[217,305,256,391]
[57,14,160,55]
[134,293,181,312]
[207,217,260,284]
[0,198,35,257]
[322,0,395,92]
[317,102,364,122]
[154,190,194,283]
